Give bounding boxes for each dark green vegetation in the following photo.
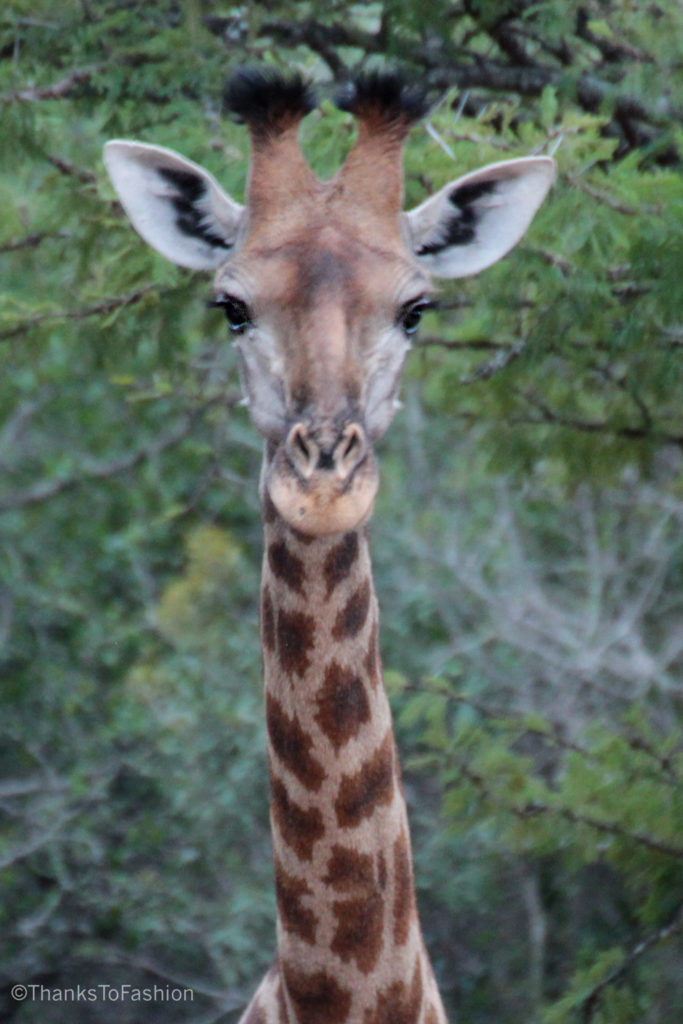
[1,1,681,1021]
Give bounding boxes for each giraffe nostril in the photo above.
[285,422,367,481]
[342,432,358,460]
[286,423,318,479]
[294,429,310,461]
[334,424,367,480]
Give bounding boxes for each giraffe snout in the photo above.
[285,421,368,483]
[267,419,378,536]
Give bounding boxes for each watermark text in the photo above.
[11,983,194,1004]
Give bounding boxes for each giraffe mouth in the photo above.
[265,422,380,536]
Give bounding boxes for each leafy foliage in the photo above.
[1,1,681,1022]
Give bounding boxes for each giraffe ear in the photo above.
[405,157,556,279]
[103,140,245,270]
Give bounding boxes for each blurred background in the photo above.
[1,1,681,1021]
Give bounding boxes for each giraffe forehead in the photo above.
[232,223,418,313]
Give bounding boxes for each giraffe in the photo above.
[103,67,555,1024]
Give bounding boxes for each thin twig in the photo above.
[566,172,650,216]
[513,391,683,447]
[45,153,97,185]
[581,905,683,1023]
[0,286,163,342]
[460,339,526,383]
[0,395,233,513]
[417,336,508,351]
[455,757,683,858]
[2,66,101,103]
[516,802,683,859]
[0,231,70,254]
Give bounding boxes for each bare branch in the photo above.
[581,904,683,1023]
[512,391,683,447]
[101,948,245,1006]
[0,394,234,513]
[416,336,508,351]
[455,756,683,858]
[0,231,70,254]
[0,810,80,870]
[0,286,163,342]
[2,66,101,103]
[44,153,97,185]
[517,801,683,859]
[0,778,68,800]
[576,9,654,66]
[460,339,526,383]
[526,246,575,275]
[565,172,648,216]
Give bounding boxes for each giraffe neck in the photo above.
[257,493,446,1024]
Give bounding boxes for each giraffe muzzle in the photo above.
[285,421,367,482]
[266,420,379,536]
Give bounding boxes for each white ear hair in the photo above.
[405,157,556,279]
[103,140,244,270]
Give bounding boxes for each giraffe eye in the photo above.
[208,295,252,334]
[398,298,433,336]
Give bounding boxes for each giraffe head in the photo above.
[104,68,554,536]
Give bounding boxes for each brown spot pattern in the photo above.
[270,776,325,862]
[267,693,326,792]
[332,578,371,640]
[331,891,385,974]
[363,959,424,1024]
[274,856,317,944]
[393,827,416,946]
[289,525,315,545]
[314,661,371,752]
[282,962,352,1024]
[261,586,276,653]
[324,844,375,892]
[323,531,359,596]
[268,540,306,594]
[378,849,388,891]
[335,731,394,828]
[364,619,381,688]
[277,607,315,677]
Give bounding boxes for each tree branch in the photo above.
[455,756,683,859]
[0,286,163,342]
[0,395,233,513]
[0,231,70,254]
[460,339,527,383]
[581,904,683,1023]
[416,336,508,351]
[517,801,683,859]
[512,391,683,448]
[1,66,101,103]
[44,153,97,185]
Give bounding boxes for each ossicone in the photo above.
[223,66,317,138]
[334,69,429,131]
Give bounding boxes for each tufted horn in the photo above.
[334,71,428,223]
[223,67,319,223]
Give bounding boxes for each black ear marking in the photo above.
[449,179,498,208]
[157,166,232,250]
[416,178,498,256]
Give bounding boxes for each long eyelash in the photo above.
[399,297,438,315]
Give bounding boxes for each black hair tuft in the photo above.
[223,66,317,135]
[335,69,428,126]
